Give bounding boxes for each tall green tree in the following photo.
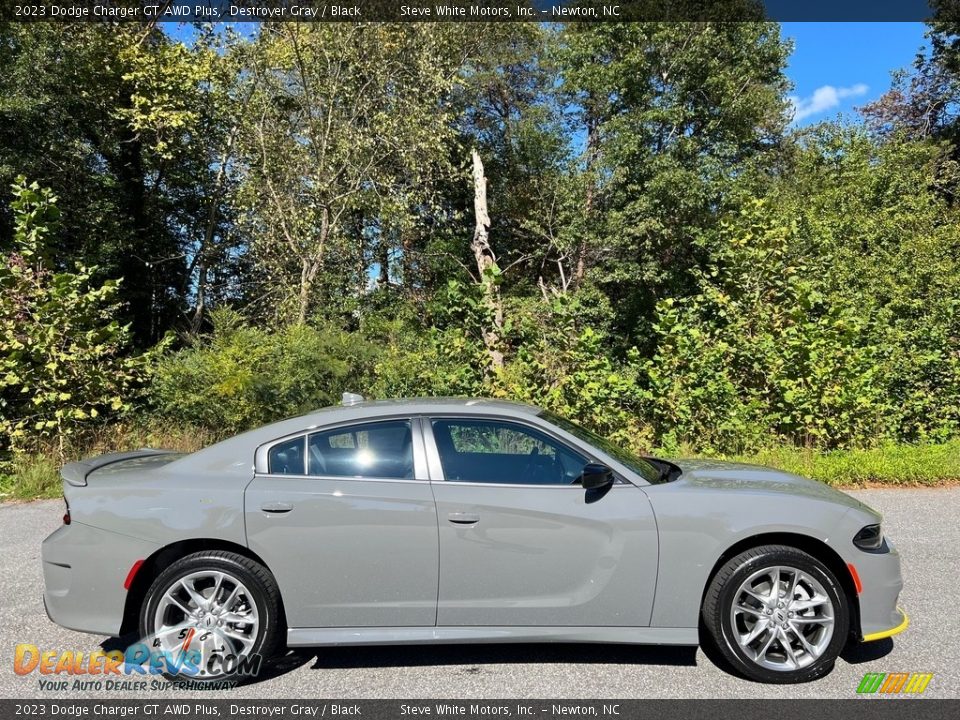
[0,24,206,344]
[233,23,472,325]
[555,22,791,345]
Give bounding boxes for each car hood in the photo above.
[666,457,868,512]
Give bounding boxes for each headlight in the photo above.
[853,523,884,551]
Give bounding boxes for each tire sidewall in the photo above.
[714,548,850,684]
[139,553,278,684]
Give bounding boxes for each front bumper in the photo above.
[863,606,909,642]
[851,536,906,641]
[42,522,160,637]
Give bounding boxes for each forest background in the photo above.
[3,17,960,497]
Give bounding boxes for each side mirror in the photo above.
[580,463,613,490]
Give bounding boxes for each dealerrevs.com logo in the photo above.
[14,637,262,690]
[857,672,934,695]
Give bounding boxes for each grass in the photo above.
[730,440,960,487]
[2,424,959,501]
[0,453,62,501]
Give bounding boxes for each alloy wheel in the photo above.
[151,569,260,678]
[729,565,835,672]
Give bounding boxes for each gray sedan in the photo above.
[42,397,907,685]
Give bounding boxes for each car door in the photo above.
[244,417,439,628]
[426,416,659,627]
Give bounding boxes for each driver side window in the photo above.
[432,418,587,485]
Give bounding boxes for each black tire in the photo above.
[139,551,283,685]
[702,544,850,684]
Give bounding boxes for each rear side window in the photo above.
[268,436,305,475]
[307,420,413,479]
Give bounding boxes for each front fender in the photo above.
[644,485,852,628]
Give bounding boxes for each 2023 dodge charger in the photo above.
[42,397,907,684]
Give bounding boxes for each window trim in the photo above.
[254,415,429,481]
[423,414,621,487]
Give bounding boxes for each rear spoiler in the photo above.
[61,449,176,487]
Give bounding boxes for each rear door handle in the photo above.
[261,501,293,514]
[448,512,479,525]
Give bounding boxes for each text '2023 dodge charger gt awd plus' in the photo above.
[42,396,907,684]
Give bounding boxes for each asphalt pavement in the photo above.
[1,488,957,699]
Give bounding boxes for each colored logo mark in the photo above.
[857,672,933,695]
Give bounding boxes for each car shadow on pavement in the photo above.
[98,634,317,688]
[301,643,698,671]
[100,633,137,653]
[841,638,894,664]
[98,632,891,688]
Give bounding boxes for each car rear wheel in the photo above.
[139,551,282,684]
[702,544,849,683]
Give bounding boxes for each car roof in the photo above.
[290,396,542,427]
[338,396,541,413]
[165,397,544,476]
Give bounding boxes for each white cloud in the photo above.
[789,83,869,122]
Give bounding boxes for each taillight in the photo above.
[62,498,70,525]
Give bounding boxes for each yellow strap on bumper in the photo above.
[863,607,909,642]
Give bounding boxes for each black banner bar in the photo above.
[2,700,959,720]
[0,1,955,24]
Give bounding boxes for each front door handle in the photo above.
[261,501,293,514]
[448,512,479,525]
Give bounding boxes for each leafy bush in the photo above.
[150,309,381,433]
[495,292,653,452]
[0,178,160,459]
[646,132,960,453]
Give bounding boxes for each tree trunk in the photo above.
[573,111,599,289]
[296,208,328,325]
[470,149,505,371]
[298,258,313,325]
[191,126,238,335]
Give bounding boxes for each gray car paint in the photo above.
[42,397,905,648]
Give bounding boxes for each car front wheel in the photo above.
[702,544,850,683]
[139,551,282,684]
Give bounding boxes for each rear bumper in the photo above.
[41,522,160,637]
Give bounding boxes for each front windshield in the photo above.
[538,410,662,484]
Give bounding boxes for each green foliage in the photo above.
[0,178,160,458]
[0,452,60,500]
[647,199,888,452]
[0,25,200,345]
[555,22,791,324]
[647,130,960,453]
[150,309,380,434]
[3,22,960,479]
[494,292,652,451]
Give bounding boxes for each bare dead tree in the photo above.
[470,149,505,371]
